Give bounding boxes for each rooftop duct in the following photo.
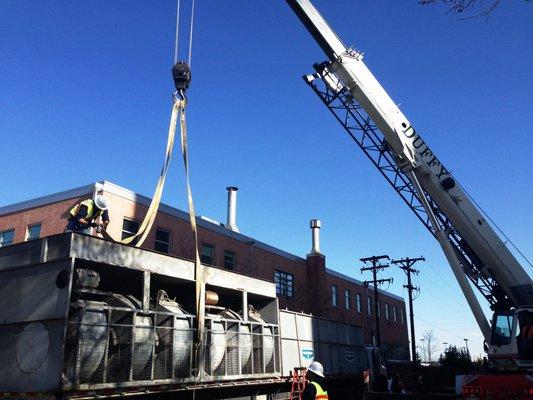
[226,186,239,232]
[310,219,322,254]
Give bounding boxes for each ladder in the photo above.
[289,367,307,400]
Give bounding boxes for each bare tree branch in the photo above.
[419,0,502,20]
[421,330,439,363]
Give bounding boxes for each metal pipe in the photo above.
[226,186,239,232]
[310,219,321,254]
[205,290,219,306]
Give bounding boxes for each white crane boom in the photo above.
[286,0,533,358]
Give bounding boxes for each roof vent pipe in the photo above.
[310,219,322,254]
[226,186,239,232]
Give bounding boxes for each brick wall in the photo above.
[0,195,89,243]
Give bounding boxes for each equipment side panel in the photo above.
[0,260,71,323]
[279,310,366,376]
[0,320,65,392]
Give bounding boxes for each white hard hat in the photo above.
[307,361,325,378]
[94,195,109,210]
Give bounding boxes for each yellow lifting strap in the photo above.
[121,98,185,247]
[178,97,206,377]
[119,92,205,376]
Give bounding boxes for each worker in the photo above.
[302,361,328,400]
[65,195,110,235]
[374,365,388,392]
[390,369,403,393]
[518,311,533,359]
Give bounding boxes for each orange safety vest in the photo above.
[310,381,328,400]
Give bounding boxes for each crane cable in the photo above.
[121,0,195,248]
[170,0,206,382]
[457,181,533,269]
[173,0,195,67]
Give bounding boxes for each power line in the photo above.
[415,316,466,342]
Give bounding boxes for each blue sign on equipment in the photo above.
[302,348,314,360]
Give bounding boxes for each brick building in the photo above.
[0,180,409,360]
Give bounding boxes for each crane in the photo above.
[286,0,533,370]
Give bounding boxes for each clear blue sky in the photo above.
[1,0,532,359]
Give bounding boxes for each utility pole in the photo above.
[361,255,391,351]
[392,256,425,366]
[464,338,470,358]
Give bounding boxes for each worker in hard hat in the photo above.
[65,195,110,235]
[302,361,328,400]
[374,364,388,392]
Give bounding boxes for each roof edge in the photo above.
[0,183,97,216]
[99,181,306,262]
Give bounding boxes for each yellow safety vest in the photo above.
[310,381,328,400]
[69,199,102,221]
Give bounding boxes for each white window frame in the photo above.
[26,223,42,241]
[356,293,362,313]
[344,289,351,310]
[275,270,294,297]
[154,228,171,253]
[332,285,338,307]
[0,229,15,247]
[122,218,140,245]
[201,243,214,265]
[224,250,236,270]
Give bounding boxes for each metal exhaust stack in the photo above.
[226,186,239,232]
[310,219,322,254]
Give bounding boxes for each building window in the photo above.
[122,218,140,245]
[356,293,362,313]
[154,228,170,253]
[332,285,338,307]
[201,244,214,265]
[367,297,372,315]
[344,289,351,310]
[224,250,235,270]
[401,307,405,324]
[385,303,389,320]
[0,229,14,247]
[393,305,398,322]
[275,270,293,297]
[26,223,41,241]
[378,300,381,319]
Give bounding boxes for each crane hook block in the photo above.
[172,61,191,91]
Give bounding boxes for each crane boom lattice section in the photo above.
[305,64,499,308]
